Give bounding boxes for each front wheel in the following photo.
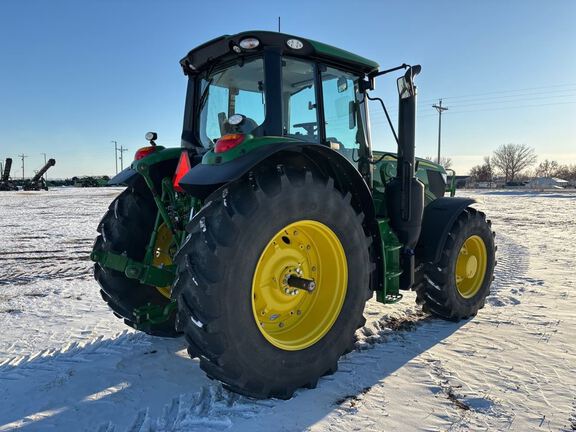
[173,167,372,399]
[416,207,496,320]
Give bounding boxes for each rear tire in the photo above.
[94,183,179,337]
[415,207,495,320]
[173,167,372,399]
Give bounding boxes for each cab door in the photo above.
[319,66,367,169]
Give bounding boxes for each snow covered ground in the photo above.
[0,187,575,431]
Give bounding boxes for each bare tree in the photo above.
[555,164,576,181]
[469,156,493,183]
[425,156,453,169]
[492,144,537,183]
[534,159,559,178]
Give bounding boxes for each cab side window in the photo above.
[321,67,363,161]
[282,58,319,143]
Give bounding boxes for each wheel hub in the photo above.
[465,255,478,278]
[251,220,347,351]
[455,235,488,299]
[151,223,174,299]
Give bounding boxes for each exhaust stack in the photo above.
[385,65,425,289]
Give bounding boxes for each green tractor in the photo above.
[91,31,495,399]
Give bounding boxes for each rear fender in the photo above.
[179,143,374,220]
[179,142,383,292]
[107,147,184,186]
[416,197,476,263]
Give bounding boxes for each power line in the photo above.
[431,99,576,115]
[423,91,576,109]
[370,99,576,127]
[372,93,576,118]
[419,82,576,104]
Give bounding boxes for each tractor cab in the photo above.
[180,31,376,176]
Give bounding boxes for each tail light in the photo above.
[214,134,245,153]
[173,151,192,193]
[134,146,157,160]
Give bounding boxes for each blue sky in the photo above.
[0,0,574,178]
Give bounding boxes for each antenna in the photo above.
[278,16,281,32]
[18,154,28,180]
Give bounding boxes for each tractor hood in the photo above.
[180,30,379,75]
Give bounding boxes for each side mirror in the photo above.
[397,65,421,99]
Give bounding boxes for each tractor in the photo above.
[91,31,495,399]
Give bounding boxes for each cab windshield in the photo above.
[198,57,265,148]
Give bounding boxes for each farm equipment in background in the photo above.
[91,31,496,399]
[23,159,56,191]
[0,158,17,191]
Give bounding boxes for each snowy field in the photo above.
[0,187,575,431]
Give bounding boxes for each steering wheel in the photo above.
[293,122,318,136]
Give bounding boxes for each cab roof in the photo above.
[181,30,379,75]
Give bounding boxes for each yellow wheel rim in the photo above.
[455,235,487,299]
[251,220,348,351]
[151,223,174,299]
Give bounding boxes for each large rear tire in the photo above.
[94,183,179,337]
[173,167,372,399]
[415,207,495,320]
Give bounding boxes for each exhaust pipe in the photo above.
[386,65,424,290]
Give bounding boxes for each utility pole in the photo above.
[19,154,28,180]
[41,152,47,182]
[118,146,128,171]
[432,99,448,164]
[111,140,118,174]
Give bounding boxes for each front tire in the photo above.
[173,167,372,399]
[416,207,495,320]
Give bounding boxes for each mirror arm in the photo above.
[370,63,409,79]
[365,93,399,146]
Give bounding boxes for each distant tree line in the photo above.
[468,143,576,184]
[45,175,111,187]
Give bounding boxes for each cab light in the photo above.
[214,134,245,153]
[173,151,192,193]
[239,37,260,49]
[134,146,157,160]
[286,38,304,50]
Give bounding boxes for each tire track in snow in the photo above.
[0,306,434,432]
[0,331,150,376]
[486,232,538,307]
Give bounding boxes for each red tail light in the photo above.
[134,146,157,160]
[214,134,245,153]
[173,151,192,193]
